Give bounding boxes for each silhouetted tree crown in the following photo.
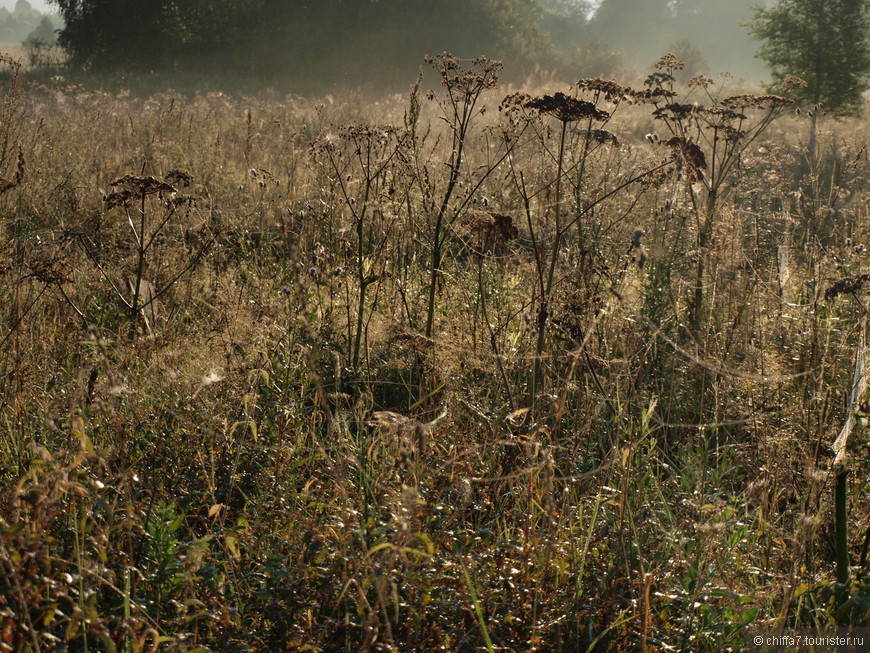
[751,0,870,115]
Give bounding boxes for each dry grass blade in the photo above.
[834,329,867,465]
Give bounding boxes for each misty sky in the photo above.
[1,0,53,13]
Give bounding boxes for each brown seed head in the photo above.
[575,78,634,102]
[655,53,685,72]
[782,75,808,90]
[662,136,707,182]
[525,92,610,123]
[111,174,176,198]
[164,169,194,187]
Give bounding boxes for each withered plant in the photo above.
[2,48,870,653]
[312,123,405,370]
[420,53,502,340]
[502,87,673,406]
[644,54,793,331]
[83,170,211,336]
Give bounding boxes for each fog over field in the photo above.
[19,0,770,93]
[0,0,51,12]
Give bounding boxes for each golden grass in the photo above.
[0,58,869,650]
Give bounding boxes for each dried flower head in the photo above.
[689,75,714,89]
[391,331,435,353]
[655,54,685,71]
[459,210,519,253]
[633,86,678,102]
[425,53,501,95]
[705,106,747,122]
[164,169,194,187]
[782,75,808,90]
[575,78,633,103]
[635,71,678,102]
[652,102,699,121]
[825,274,870,300]
[572,128,619,146]
[26,259,72,285]
[525,92,610,123]
[338,122,396,142]
[110,174,176,199]
[717,94,793,111]
[103,189,135,209]
[500,92,532,114]
[662,136,707,182]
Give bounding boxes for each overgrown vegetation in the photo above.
[1,51,870,651]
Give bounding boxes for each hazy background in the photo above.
[3,0,772,92]
[1,0,50,11]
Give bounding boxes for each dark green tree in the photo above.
[49,0,547,87]
[751,0,870,114]
[50,0,261,72]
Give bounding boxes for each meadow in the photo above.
[1,52,869,651]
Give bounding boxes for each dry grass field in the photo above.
[0,53,869,651]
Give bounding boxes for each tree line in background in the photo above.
[47,0,764,84]
[37,0,870,113]
[1,0,58,45]
[49,0,546,86]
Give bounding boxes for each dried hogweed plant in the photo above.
[642,53,793,330]
[420,54,503,341]
[82,170,211,335]
[312,123,405,370]
[500,84,673,408]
